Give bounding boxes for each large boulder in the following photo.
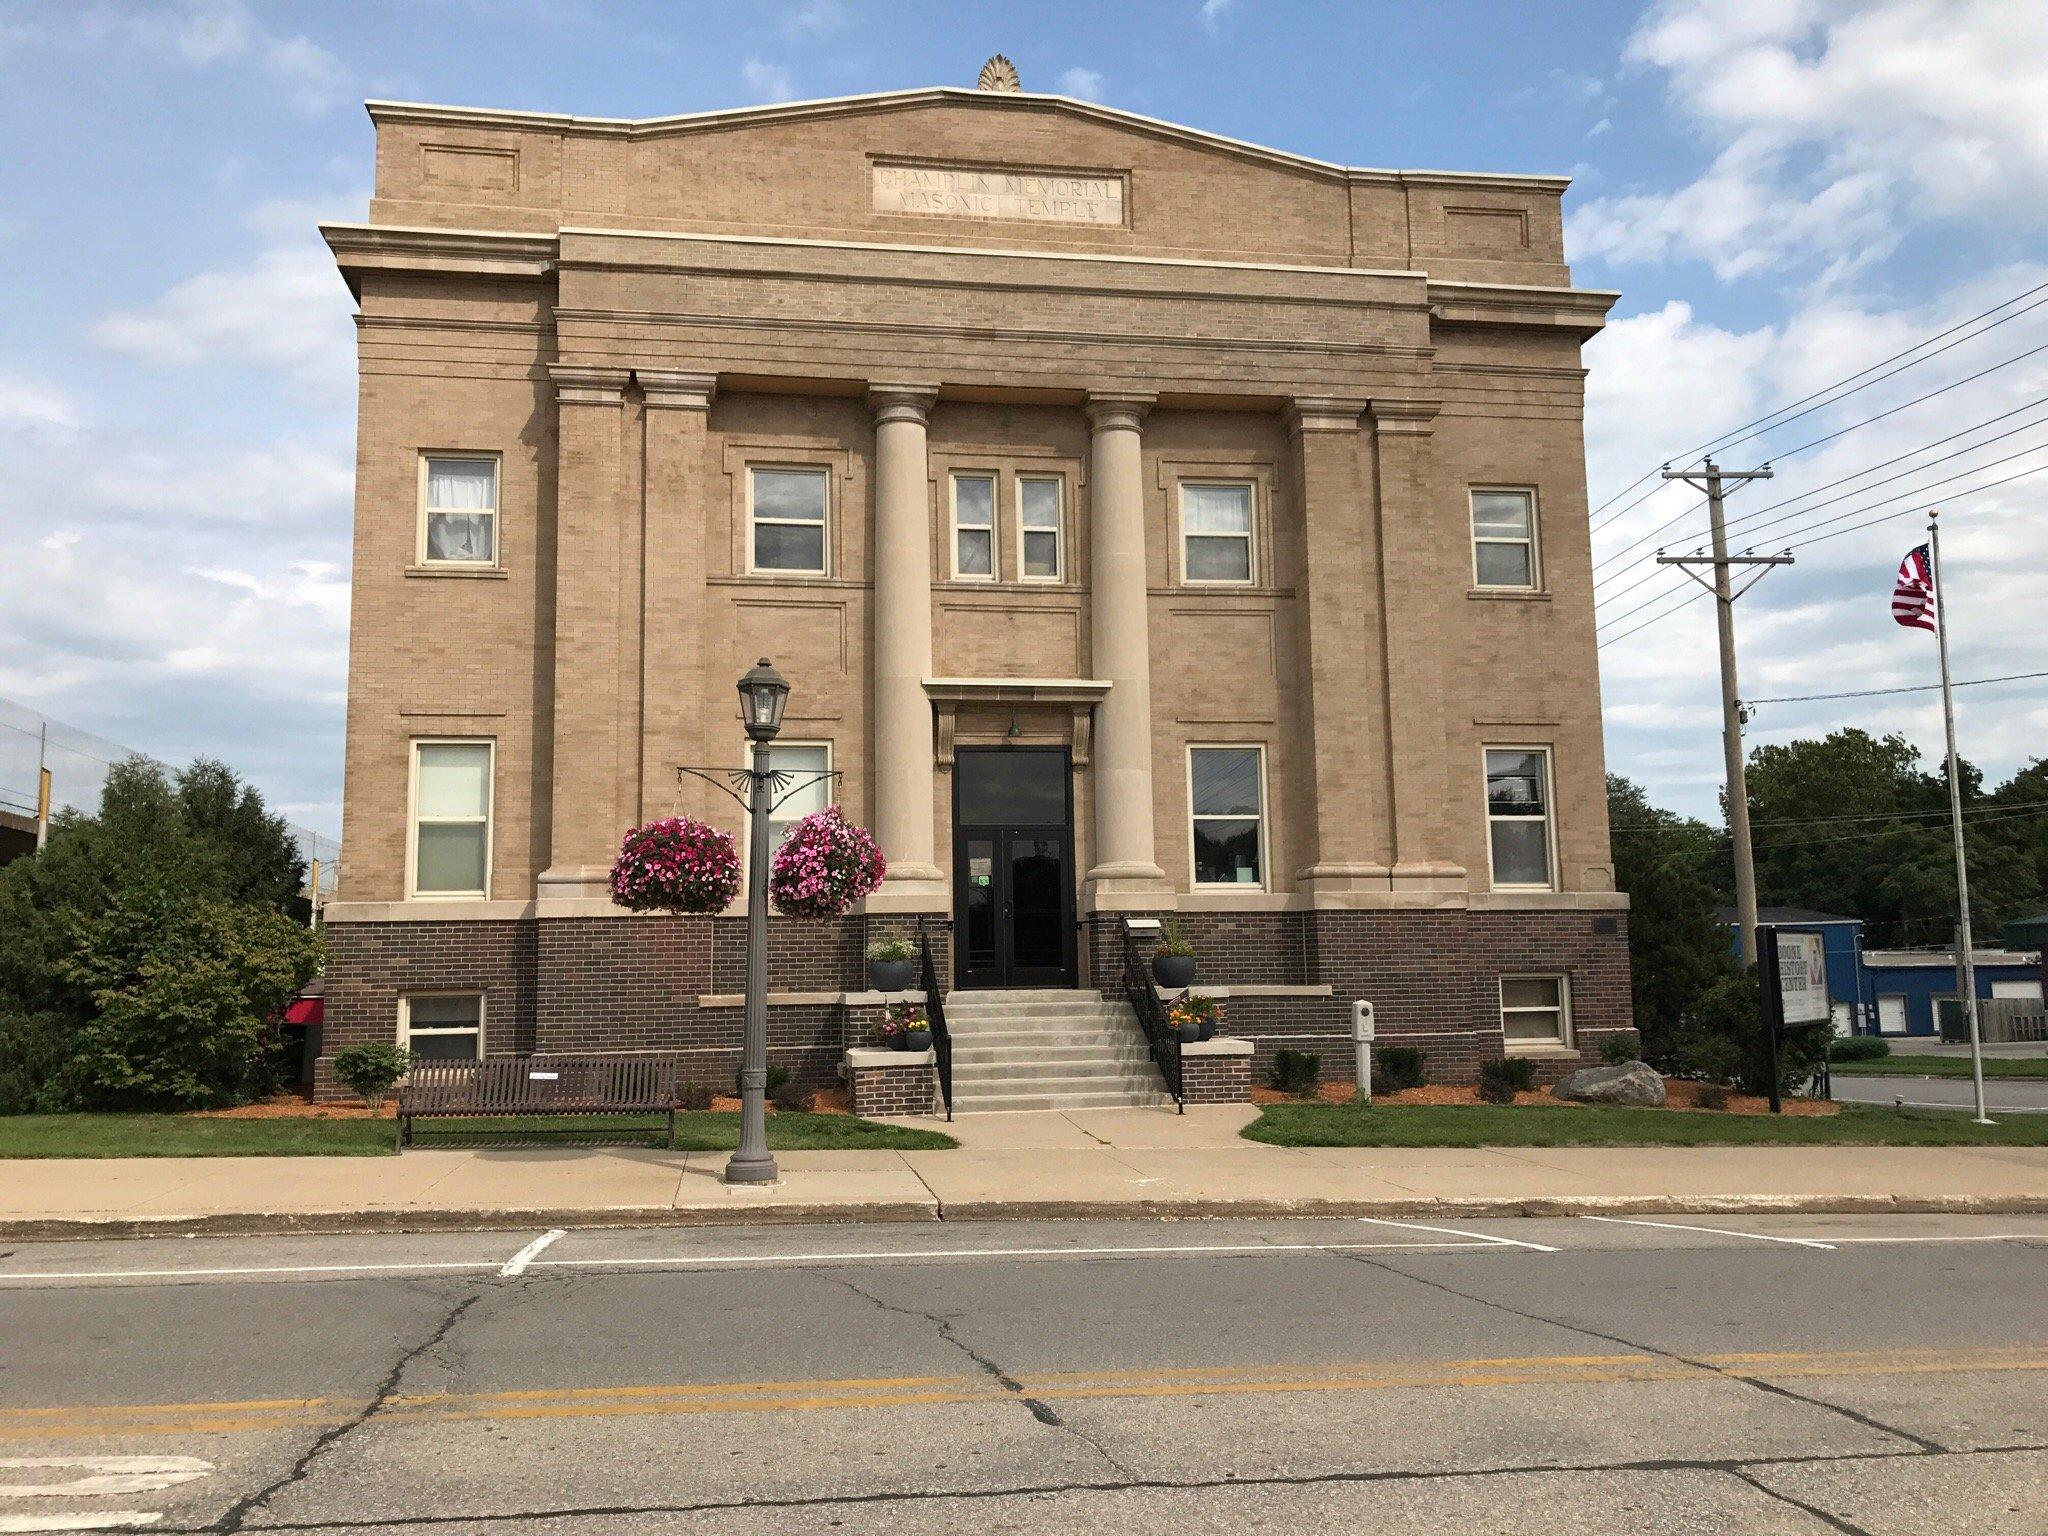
[1552,1061,1666,1108]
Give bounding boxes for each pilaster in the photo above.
[639,371,718,827]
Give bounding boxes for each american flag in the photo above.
[1892,543,1936,632]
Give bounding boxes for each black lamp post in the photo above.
[726,657,790,1185]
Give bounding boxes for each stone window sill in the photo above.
[406,564,508,580]
[1505,1041,1577,1059]
[1468,587,1551,602]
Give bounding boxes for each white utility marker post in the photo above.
[1927,510,1991,1125]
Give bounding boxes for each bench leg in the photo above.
[666,1107,676,1151]
[395,1112,407,1152]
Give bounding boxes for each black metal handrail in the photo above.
[1118,917,1184,1112]
[916,916,954,1122]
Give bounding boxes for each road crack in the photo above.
[1326,1249,1947,1455]
[823,1271,1132,1473]
[209,1287,482,1533]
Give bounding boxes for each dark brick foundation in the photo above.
[847,1053,938,1116]
[322,905,1626,1100]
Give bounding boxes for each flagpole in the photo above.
[1928,509,1991,1124]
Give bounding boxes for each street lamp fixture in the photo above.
[738,657,790,742]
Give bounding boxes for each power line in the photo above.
[1754,802,2048,852]
[1749,670,2048,705]
[1585,276,2048,525]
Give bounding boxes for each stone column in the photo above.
[639,371,717,824]
[1289,398,1393,900]
[539,364,632,903]
[1370,397,1465,891]
[1085,392,1170,903]
[867,383,946,909]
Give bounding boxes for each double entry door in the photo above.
[952,747,1076,989]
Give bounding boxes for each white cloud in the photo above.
[13,1,352,115]
[741,58,797,103]
[1572,0,2048,279]
[781,0,848,38]
[1588,269,2048,815]
[1199,0,1234,35]
[0,366,83,434]
[1056,67,1105,101]
[91,193,362,399]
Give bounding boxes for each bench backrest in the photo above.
[398,1055,678,1114]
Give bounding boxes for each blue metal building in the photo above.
[1721,908,1869,1035]
[1861,948,2045,1037]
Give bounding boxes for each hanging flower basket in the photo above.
[609,817,742,915]
[769,806,886,920]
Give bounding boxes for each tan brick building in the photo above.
[318,66,1630,1103]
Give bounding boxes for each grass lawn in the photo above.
[1243,1101,2048,1148]
[1831,1054,2048,1080]
[0,1111,956,1158]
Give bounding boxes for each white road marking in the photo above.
[1578,1215,1837,1249]
[0,1459,212,1498]
[535,1239,1506,1269]
[1355,1216,1561,1253]
[499,1229,566,1277]
[1816,1232,2048,1245]
[0,1261,502,1286]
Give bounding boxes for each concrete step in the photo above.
[951,1061,1162,1088]
[943,1007,1130,1026]
[951,1042,1156,1065]
[949,1089,1176,1113]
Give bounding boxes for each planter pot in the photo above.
[1152,954,1197,989]
[886,1032,910,1052]
[903,1028,932,1054]
[1175,1022,1202,1045]
[1197,1016,1217,1042]
[868,958,916,992]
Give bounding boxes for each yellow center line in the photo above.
[2,1345,2039,1441]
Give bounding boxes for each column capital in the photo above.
[1369,397,1442,437]
[1085,391,1156,432]
[868,383,940,426]
[638,370,717,411]
[548,364,631,406]
[1287,397,1370,436]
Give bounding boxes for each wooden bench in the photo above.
[394,1055,679,1150]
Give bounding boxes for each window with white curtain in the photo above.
[1484,747,1554,890]
[1181,482,1255,584]
[400,994,484,1060]
[952,473,996,579]
[421,456,498,566]
[1019,475,1063,580]
[749,467,829,574]
[411,741,493,898]
[1471,488,1539,589]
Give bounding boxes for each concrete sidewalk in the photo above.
[6,1105,2048,1237]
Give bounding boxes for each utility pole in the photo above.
[1927,510,1992,1124]
[34,724,50,853]
[1658,459,1788,967]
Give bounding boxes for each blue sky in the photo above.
[2,0,2044,843]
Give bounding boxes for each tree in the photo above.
[175,758,307,913]
[0,758,321,1111]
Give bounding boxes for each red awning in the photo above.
[283,998,324,1027]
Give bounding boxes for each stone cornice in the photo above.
[547,363,630,405]
[1427,280,1619,335]
[321,222,556,300]
[365,89,1574,193]
[637,369,717,410]
[868,383,939,424]
[1369,398,1442,436]
[1085,391,1155,431]
[1287,397,1369,435]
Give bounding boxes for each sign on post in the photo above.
[1774,931,1829,1026]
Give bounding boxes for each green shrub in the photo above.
[1599,1031,1642,1065]
[676,1079,713,1112]
[1156,919,1196,958]
[0,1009,76,1114]
[769,1076,813,1113]
[1695,1083,1730,1111]
[1476,1056,1537,1104]
[1830,1035,1891,1062]
[333,1043,411,1109]
[1269,1048,1320,1096]
[1375,1046,1426,1092]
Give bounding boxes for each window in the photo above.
[749,466,828,574]
[1471,489,1538,589]
[400,993,483,1061]
[765,742,832,851]
[1484,747,1553,890]
[1019,475,1064,581]
[1500,977,1569,1048]
[1189,745,1265,887]
[421,456,498,566]
[410,741,492,899]
[952,473,996,579]
[1181,482,1255,584]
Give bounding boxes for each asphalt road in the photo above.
[1831,1073,2048,1111]
[1,1213,2045,1534]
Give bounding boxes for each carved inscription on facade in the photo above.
[872,162,1124,226]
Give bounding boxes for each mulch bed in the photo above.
[1251,1077,1838,1116]
[193,1085,858,1120]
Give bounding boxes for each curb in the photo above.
[6,1192,2047,1242]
